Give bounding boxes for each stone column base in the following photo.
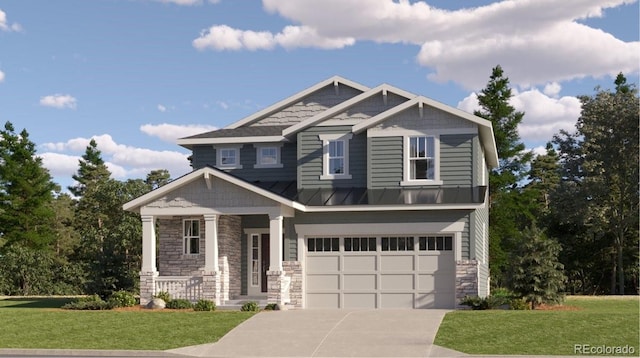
[282,261,303,309]
[267,270,285,305]
[201,271,221,306]
[139,271,159,306]
[456,260,479,308]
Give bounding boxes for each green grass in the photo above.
[435,297,640,355]
[0,297,256,350]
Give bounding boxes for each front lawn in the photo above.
[0,297,255,350]
[435,296,639,356]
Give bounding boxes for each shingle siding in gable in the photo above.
[297,126,366,188]
[191,145,216,169]
[370,105,476,132]
[251,84,363,126]
[440,134,474,187]
[330,92,409,122]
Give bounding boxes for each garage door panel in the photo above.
[415,292,455,309]
[307,274,339,290]
[343,274,376,290]
[418,274,455,292]
[380,293,414,308]
[307,256,339,272]
[380,255,414,271]
[381,274,414,290]
[343,255,376,271]
[418,254,455,272]
[344,293,376,309]
[307,293,339,309]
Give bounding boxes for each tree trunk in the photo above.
[610,253,617,294]
[617,237,625,295]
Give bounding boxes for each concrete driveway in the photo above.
[168,309,466,357]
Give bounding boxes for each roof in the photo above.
[123,166,488,214]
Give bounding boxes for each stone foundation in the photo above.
[282,261,303,309]
[139,271,158,306]
[456,260,479,307]
[202,270,221,305]
[267,270,284,305]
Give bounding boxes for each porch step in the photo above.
[218,297,268,311]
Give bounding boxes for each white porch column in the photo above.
[269,215,283,272]
[141,215,156,273]
[203,214,219,272]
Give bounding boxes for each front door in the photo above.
[260,234,270,293]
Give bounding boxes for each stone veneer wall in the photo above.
[282,261,303,309]
[157,215,242,299]
[456,259,479,307]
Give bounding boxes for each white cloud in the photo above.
[217,101,229,110]
[204,0,639,89]
[457,85,581,145]
[0,70,4,83]
[0,9,21,32]
[140,123,218,143]
[40,134,192,181]
[193,25,354,51]
[543,82,562,98]
[157,104,167,112]
[39,94,77,109]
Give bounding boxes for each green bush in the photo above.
[154,291,171,302]
[459,295,509,310]
[264,303,278,311]
[108,290,137,308]
[240,301,260,312]
[491,287,516,300]
[193,299,215,311]
[166,298,193,309]
[62,294,113,310]
[509,297,531,310]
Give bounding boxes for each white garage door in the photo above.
[306,236,455,309]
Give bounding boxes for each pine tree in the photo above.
[69,139,111,197]
[0,122,57,250]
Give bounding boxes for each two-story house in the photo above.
[123,76,498,309]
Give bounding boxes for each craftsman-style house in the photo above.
[123,76,497,309]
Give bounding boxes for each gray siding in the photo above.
[440,134,473,187]
[330,92,409,122]
[369,136,403,188]
[191,145,216,170]
[294,211,471,259]
[251,84,363,126]
[297,126,366,188]
[225,143,297,182]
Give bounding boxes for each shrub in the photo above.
[240,301,260,312]
[193,299,215,311]
[154,291,171,302]
[166,298,193,309]
[459,295,509,310]
[108,290,137,308]
[264,303,278,311]
[509,297,531,310]
[62,294,113,310]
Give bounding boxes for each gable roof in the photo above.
[352,96,499,168]
[177,125,289,148]
[281,83,416,137]
[224,76,370,130]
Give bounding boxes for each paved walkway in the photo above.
[168,309,465,357]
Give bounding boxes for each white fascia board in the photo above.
[123,166,303,213]
[225,76,370,130]
[177,136,288,146]
[300,203,485,212]
[282,84,416,137]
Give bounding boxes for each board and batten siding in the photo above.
[297,126,366,188]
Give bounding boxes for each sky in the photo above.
[0,0,638,191]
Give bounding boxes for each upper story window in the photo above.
[254,144,283,169]
[319,133,352,180]
[183,219,200,255]
[402,135,442,186]
[216,146,242,169]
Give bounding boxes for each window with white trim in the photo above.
[418,236,453,251]
[402,135,441,185]
[381,237,415,251]
[254,145,283,168]
[183,219,200,255]
[216,147,242,169]
[319,133,352,180]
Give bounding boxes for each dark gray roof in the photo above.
[251,180,487,206]
[183,125,289,139]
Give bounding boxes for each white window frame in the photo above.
[319,133,352,180]
[216,145,243,169]
[254,144,283,169]
[183,218,200,255]
[250,233,260,287]
[401,135,442,186]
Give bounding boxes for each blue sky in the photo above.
[0,0,638,190]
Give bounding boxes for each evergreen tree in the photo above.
[510,226,566,309]
[145,169,171,190]
[474,65,533,286]
[69,139,110,197]
[0,122,57,250]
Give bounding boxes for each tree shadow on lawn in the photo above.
[0,297,75,309]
